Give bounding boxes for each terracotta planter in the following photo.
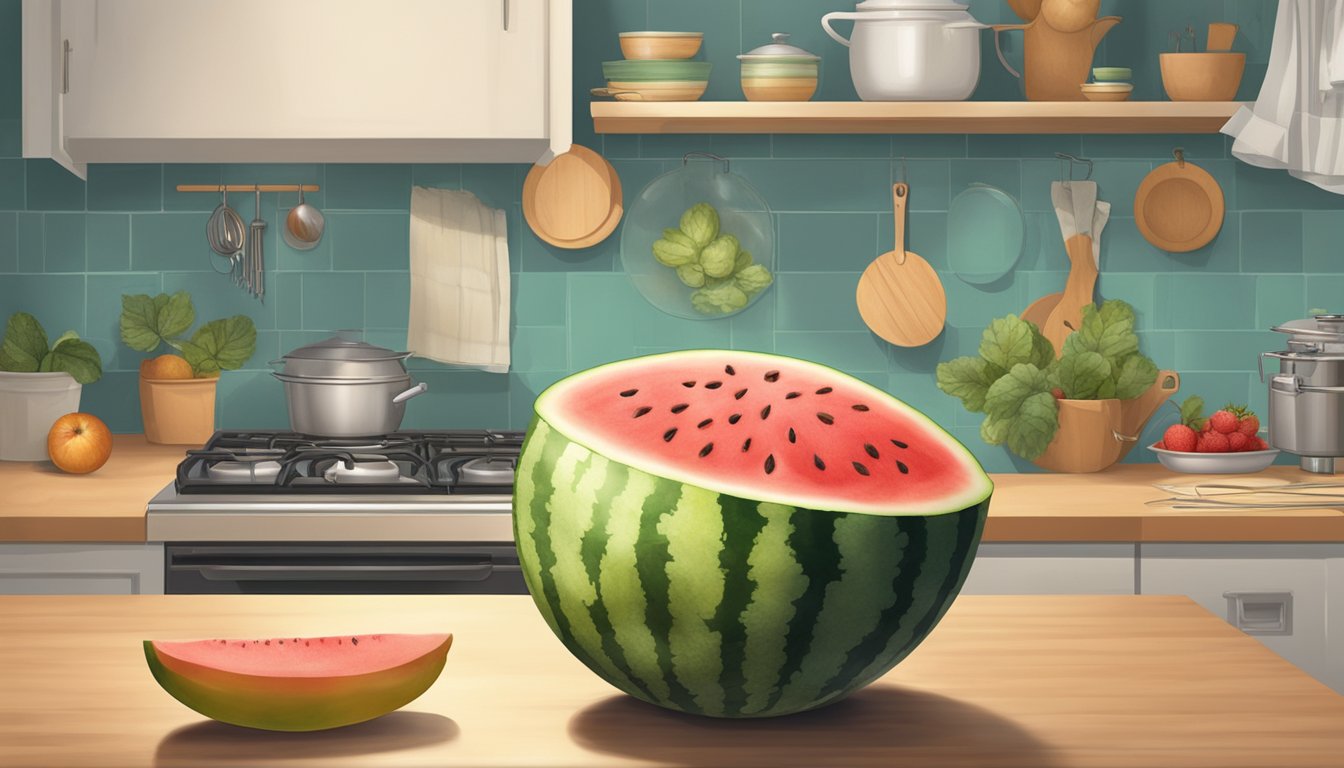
[139,376,218,446]
[1032,370,1180,473]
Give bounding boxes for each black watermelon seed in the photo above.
[896,461,909,474]
[634,406,652,418]
[788,428,797,443]
[764,370,780,382]
[279,640,284,644]
[682,381,696,388]
[734,388,748,400]
[725,365,736,376]
[816,387,833,395]
[699,443,714,458]
[742,438,752,452]
[764,454,776,474]
[671,403,689,414]
[728,413,742,425]
[663,428,678,442]
[852,462,870,476]
[351,637,358,645]
[698,418,713,429]
[760,405,772,420]
[814,454,826,470]
[852,404,870,412]
[864,443,879,459]
[785,391,801,400]
[817,412,834,425]
[706,381,723,389]
[891,439,909,449]
[620,389,638,397]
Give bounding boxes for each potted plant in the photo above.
[936,299,1178,472]
[0,312,102,461]
[120,292,257,445]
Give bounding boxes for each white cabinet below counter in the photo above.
[961,543,1138,595]
[23,0,572,175]
[0,543,163,594]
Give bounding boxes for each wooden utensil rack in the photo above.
[175,184,319,193]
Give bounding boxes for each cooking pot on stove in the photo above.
[271,333,427,437]
[1262,314,1344,473]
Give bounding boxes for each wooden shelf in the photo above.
[591,100,1245,135]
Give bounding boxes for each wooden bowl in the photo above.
[1160,52,1245,101]
[741,77,817,102]
[619,32,703,60]
[1080,83,1132,102]
[606,80,708,102]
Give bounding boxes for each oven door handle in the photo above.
[183,563,501,582]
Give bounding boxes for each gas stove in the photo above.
[147,430,523,543]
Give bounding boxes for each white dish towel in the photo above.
[408,186,511,373]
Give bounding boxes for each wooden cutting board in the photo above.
[1040,232,1098,356]
[523,145,623,249]
[856,183,947,347]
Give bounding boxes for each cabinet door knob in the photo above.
[1223,591,1293,635]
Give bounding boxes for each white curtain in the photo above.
[1222,0,1344,194]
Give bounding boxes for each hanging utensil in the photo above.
[856,182,947,347]
[206,187,246,274]
[523,144,622,249]
[248,189,267,302]
[1039,153,1104,354]
[283,186,325,251]
[1134,148,1225,253]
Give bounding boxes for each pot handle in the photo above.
[1112,430,1139,443]
[821,12,856,47]
[392,382,428,404]
[266,359,285,372]
[991,23,1029,81]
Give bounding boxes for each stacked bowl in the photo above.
[1081,67,1133,101]
[606,32,709,101]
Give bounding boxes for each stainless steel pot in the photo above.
[276,373,427,437]
[272,333,428,436]
[1262,314,1344,473]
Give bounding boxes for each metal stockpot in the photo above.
[271,334,428,436]
[1262,314,1344,473]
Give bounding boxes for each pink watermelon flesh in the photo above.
[145,633,452,731]
[535,350,991,515]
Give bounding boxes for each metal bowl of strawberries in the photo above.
[1149,401,1279,474]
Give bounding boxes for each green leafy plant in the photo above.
[119,292,257,376]
[936,299,1159,461]
[0,312,102,384]
[650,202,774,315]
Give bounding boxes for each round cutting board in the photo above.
[523,145,623,249]
[856,184,947,347]
[1133,157,1224,253]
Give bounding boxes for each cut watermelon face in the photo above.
[144,633,451,731]
[534,349,991,516]
[516,350,992,718]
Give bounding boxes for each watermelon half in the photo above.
[514,350,992,718]
[144,633,452,731]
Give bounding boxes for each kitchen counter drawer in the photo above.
[0,543,164,594]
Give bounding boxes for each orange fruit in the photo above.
[141,353,194,380]
[47,413,113,474]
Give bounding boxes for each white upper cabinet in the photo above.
[23,0,572,175]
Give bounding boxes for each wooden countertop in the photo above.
[3,441,1344,544]
[1,594,1341,767]
[0,435,185,542]
[985,465,1344,542]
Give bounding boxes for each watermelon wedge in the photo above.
[514,350,992,718]
[144,633,452,731]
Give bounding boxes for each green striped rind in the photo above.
[513,416,990,718]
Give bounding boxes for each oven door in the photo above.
[165,543,528,595]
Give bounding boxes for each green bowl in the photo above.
[602,59,712,83]
[1092,67,1132,82]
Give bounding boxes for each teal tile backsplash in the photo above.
[0,0,1339,472]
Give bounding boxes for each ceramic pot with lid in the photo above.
[271,333,427,436]
[1262,314,1344,473]
[737,33,821,102]
[821,0,987,101]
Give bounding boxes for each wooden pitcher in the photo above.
[992,1,1121,101]
[1032,371,1180,473]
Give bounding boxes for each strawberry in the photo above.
[1155,440,1167,449]
[1203,420,1215,433]
[1162,424,1198,452]
[1208,409,1240,434]
[1197,432,1231,453]
[1051,387,1065,400]
[1227,432,1249,452]
[1252,436,1270,451]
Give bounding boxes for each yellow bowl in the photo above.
[1080,83,1133,102]
[742,77,817,102]
[618,32,703,61]
[1159,52,1245,101]
[606,80,708,102]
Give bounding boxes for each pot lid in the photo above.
[853,0,969,10]
[738,33,820,61]
[282,332,411,362]
[1271,314,1344,340]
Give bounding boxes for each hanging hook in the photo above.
[1055,152,1094,182]
[1173,147,1186,167]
